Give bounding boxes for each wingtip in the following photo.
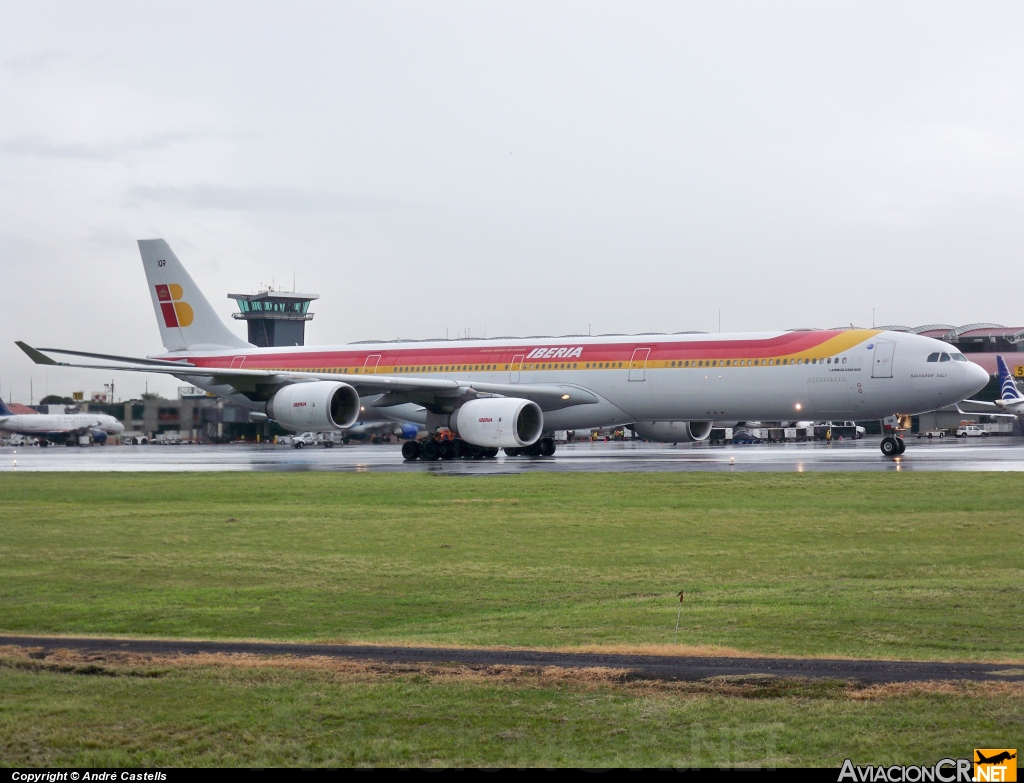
[15,341,58,365]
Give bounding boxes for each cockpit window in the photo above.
[939,353,950,362]
[951,353,967,362]
[927,353,939,362]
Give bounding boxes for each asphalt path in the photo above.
[2,635,1021,683]
[4,437,1024,473]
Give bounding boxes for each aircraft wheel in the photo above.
[880,437,899,456]
[538,437,556,457]
[39,440,49,448]
[483,447,499,458]
[504,447,521,457]
[524,441,543,457]
[896,437,906,455]
[439,440,457,460]
[452,439,469,458]
[467,444,483,459]
[401,440,421,461]
[421,440,441,461]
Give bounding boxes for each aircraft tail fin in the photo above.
[996,356,1022,401]
[0,398,11,416]
[138,239,250,353]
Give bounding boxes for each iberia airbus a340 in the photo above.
[17,239,989,459]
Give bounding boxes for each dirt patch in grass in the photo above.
[4,645,1020,701]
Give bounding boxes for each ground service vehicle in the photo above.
[957,424,987,438]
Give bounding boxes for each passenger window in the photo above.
[927,353,938,362]
[940,353,950,362]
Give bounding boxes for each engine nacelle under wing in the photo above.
[450,398,543,448]
[632,420,713,443]
[267,381,361,431]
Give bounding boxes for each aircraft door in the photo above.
[629,348,651,381]
[363,354,381,374]
[229,356,246,369]
[510,354,524,383]
[871,341,896,378]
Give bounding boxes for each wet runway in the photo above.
[3,436,1024,473]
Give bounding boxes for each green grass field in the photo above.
[1,471,1022,766]
[1,472,1022,660]
[1,650,1020,767]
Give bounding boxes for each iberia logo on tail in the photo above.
[155,284,194,328]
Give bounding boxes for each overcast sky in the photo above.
[3,2,1024,402]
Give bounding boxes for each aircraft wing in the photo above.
[936,401,1017,418]
[33,346,200,367]
[948,400,1001,414]
[16,343,598,411]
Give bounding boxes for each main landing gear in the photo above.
[402,438,499,461]
[504,437,556,458]
[880,436,906,457]
[402,436,557,461]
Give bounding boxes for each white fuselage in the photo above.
[165,329,990,430]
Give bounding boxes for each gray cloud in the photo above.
[0,131,207,161]
[1,51,66,73]
[127,184,409,213]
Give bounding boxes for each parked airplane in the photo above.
[16,239,989,459]
[953,355,1024,419]
[343,420,423,443]
[0,399,124,445]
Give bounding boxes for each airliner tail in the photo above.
[138,239,250,353]
[996,356,1022,401]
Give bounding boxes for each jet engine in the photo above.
[450,398,543,448]
[632,420,713,443]
[266,381,360,431]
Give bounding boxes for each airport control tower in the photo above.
[227,289,319,347]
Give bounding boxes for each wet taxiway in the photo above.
[2,635,1019,683]
[3,437,1024,473]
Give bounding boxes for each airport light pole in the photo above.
[674,590,685,645]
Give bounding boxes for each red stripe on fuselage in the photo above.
[181,331,852,371]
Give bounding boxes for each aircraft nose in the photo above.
[965,361,990,396]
